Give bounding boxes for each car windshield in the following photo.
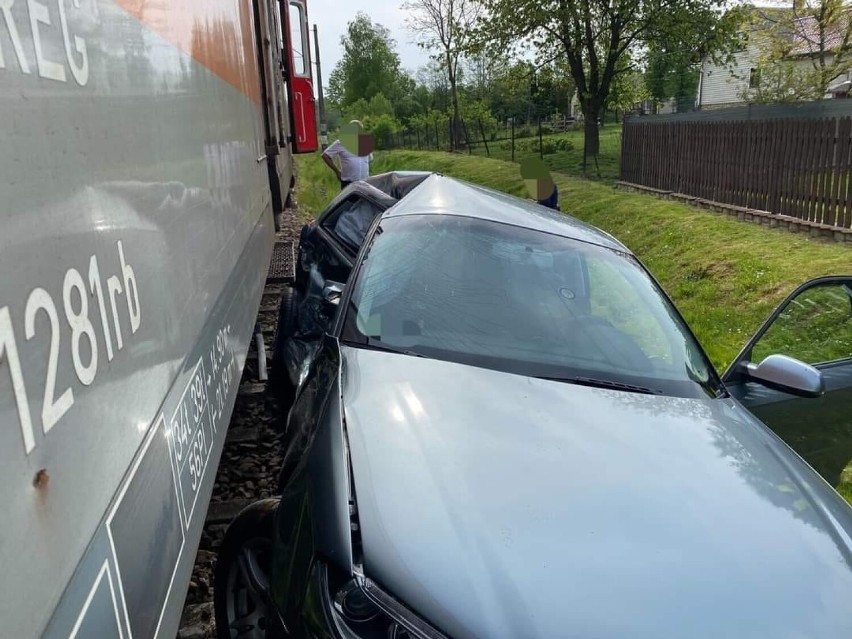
[341,215,722,398]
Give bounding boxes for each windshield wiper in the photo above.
[536,375,661,395]
[348,338,426,359]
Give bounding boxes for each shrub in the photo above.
[494,137,574,156]
[364,114,401,149]
[550,138,575,152]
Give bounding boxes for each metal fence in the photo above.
[621,102,852,229]
[376,116,622,179]
[378,117,553,160]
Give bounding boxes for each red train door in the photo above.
[281,0,318,153]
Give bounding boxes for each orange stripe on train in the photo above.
[115,0,262,105]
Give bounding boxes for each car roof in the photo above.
[361,171,434,200]
[380,172,630,253]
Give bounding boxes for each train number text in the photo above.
[0,240,141,454]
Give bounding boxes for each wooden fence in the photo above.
[621,116,852,229]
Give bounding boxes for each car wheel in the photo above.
[214,500,280,639]
[269,286,300,407]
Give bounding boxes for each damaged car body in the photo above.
[215,172,852,639]
[269,172,433,407]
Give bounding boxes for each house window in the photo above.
[749,67,761,89]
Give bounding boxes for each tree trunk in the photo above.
[451,100,462,150]
[447,58,462,151]
[583,110,600,157]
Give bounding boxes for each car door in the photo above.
[280,0,318,152]
[724,276,852,499]
[305,189,395,287]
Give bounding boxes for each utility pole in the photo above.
[313,24,328,150]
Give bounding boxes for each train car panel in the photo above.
[40,209,274,639]
[0,0,314,635]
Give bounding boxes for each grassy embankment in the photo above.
[467,124,623,181]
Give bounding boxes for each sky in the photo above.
[303,0,782,92]
[306,0,432,90]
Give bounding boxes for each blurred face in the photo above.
[340,121,375,157]
[520,157,556,200]
[526,177,556,200]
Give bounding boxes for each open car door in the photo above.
[723,276,852,500]
[281,0,318,153]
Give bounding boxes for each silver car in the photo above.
[214,172,852,639]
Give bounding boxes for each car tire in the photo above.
[269,286,300,408]
[213,499,281,639]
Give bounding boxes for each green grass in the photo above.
[407,125,623,182]
[295,148,852,499]
[473,125,622,182]
[752,284,852,365]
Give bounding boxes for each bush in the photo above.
[494,136,574,156]
[364,114,401,149]
[549,138,575,152]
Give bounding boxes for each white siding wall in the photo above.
[699,45,760,108]
[699,47,848,107]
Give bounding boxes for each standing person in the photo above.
[322,119,374,190]
[520,157,559,210]
[537,182,559,210]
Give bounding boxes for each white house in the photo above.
[698,10,852,109]
[698,42,764,109]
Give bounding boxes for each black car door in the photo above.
[724,276,852,499]
[301,188,395,289]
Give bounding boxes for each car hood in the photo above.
[340,346,852,639]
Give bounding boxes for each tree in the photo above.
[607,58,650,115]
[531,62,576,119]
[411,83,436,113]
[327,13,409,110]
[461,98,499,139]
[644,3,743,112]
[476,0,740,156]
[487,61,538,123]
[403,0,482,150]
[740,1,852,103]
[416,60,451,112]
[645,50,701,112]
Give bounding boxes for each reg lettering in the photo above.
[0,0,89,85]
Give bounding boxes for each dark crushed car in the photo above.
[215,172,852,639]
[268,171,433,406]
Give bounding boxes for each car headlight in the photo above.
[322,563,448,639]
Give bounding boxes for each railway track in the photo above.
[175,215,301,639]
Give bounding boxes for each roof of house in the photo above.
[745,7,852,58]
[787,14,851,57]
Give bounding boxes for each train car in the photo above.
[0,0,317,636]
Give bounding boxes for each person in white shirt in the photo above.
[322,120,374,190]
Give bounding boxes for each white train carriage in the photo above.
[0,0,317,636]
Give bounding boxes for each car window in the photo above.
[342,215,721,398]
[322,196,385,251]
[751,282,852,366]
[588,260,673,364]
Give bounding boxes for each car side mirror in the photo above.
[741,354,825,398]
[322,281,344,307]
